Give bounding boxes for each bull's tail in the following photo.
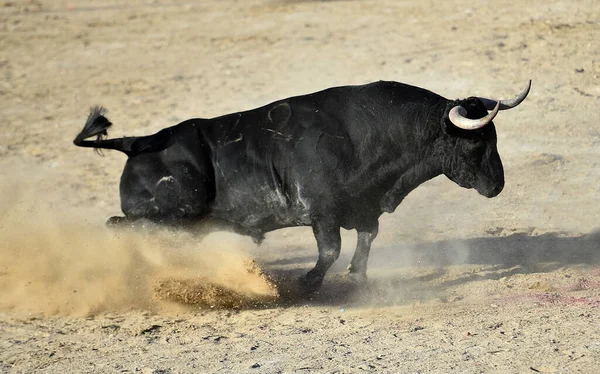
[73,106,170,156]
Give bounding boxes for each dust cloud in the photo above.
[0,173,278,317]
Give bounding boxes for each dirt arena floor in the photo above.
[1,0,600,372]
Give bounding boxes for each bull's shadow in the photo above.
[259,230,600,307]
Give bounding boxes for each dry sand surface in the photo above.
[1,0,600,372]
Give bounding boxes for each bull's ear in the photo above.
[441,115,452,134]
[440,102,458,135]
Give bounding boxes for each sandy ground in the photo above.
[1,0,600,372]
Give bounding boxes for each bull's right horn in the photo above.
[449,101,500,130]
[477,80,532,111]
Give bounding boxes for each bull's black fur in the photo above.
[73,80,515,293]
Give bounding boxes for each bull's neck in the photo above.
[380,159,441,213]
[379,100,446,212]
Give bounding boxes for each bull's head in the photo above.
[440,81,531,198]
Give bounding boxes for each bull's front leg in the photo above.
[301,220,341,294]
[347,221,379,282]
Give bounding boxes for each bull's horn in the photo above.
[449,100,500,130]
[478,80,532,111]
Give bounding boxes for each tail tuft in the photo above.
[73,107,169,156]
[73,106,113,155]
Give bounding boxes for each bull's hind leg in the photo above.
[120,173,209,225]
[347,221,379,282]
[301,220,341,293]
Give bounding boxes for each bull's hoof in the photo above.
[299,274,324,295]
[346,271,368,285]
[251,234,265,246]
[106,216,127,227]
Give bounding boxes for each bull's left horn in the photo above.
[449,101,500,130]
[478,80,532,111]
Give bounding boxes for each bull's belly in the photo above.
[208,187,311,232]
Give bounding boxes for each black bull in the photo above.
[74,80,531,293]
